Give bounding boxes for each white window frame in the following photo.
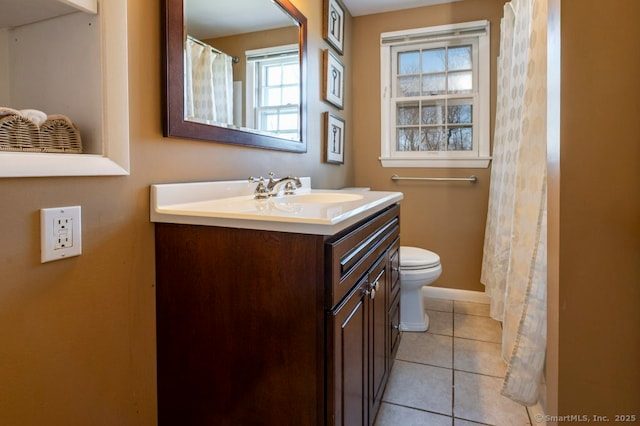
[245,44,299,140]
[380,20,491,168]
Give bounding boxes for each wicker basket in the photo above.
[0,114,42,152]
[40,115,83,153]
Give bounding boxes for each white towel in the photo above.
[20,109,47,126]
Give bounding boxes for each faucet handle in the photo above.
[267,171,276,185]
[254,177,270,199]
[283,181,297,195]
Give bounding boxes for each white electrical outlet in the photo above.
[41,206,82,263]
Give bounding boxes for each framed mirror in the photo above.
[163,0,307,152]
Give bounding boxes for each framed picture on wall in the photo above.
[323,50,345,109]
[324,112,345,164]
[323,0,345,54]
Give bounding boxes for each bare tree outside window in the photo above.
[395,45,474,152]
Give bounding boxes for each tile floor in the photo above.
[375,297,532,426]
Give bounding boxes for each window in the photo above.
[246,44,300,141]
[380,21,491,168]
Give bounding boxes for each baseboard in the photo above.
[422,286,490,304]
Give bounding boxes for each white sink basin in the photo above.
[150,178,403,235]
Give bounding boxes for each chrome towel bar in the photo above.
[391,174,478,183]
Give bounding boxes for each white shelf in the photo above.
[0,0,97,29]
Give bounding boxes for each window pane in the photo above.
[282,64,299,83]
[261,111,279,131]
[265,66,282,86]
[279,112,298,131]
[424,127,447,150]
[282,86,299,105]
[448,46,472,71]
[422,73,446,95]
[422,48,445,73]
[448,71,472,93]
[448,103,472,124]
[397,102,420,125]
[421,102,445,125]
[263,88,282,106]
[398,76,420,97]
[448,126,472,150]
[397,128,420,151]
[398,51,420,75]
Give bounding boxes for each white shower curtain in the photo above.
[481,0,547,406]
[184,37,233,125]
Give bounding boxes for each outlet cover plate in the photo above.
[41,206,82,263]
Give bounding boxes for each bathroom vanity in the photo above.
[151,179,402,425]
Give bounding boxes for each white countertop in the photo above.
[150,178,403,235]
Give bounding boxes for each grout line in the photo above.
[394,358,453,373]
[451,325,456,422]
[380,401,454,421]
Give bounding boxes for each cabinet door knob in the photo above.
[363,282,377,300]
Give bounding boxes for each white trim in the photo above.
[381,20,489,44]
[245,44,298,61]
[422,286,490,304]
[380,157,491,168]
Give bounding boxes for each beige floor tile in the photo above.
[397,332,453,369]
[383,360,453,416]
[426,310,454,336]
[424,297,454,313]
[454,301,491,317]
[454,314,502,343]
[375,403,453,426]
[454,338,507,378]
[454,371,530,425]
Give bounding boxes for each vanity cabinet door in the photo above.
[387,239,402,366]
[368,255,388,419]
[327,277,369,426]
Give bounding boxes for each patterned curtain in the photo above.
[184,37,233,124]
[480,0,547,406]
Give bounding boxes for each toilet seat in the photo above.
[400,246,440,269]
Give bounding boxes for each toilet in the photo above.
[399,246,442,332]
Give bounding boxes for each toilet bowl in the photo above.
[399,246,442,332]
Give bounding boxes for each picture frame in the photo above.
[323,50,345,110]
[323,0,345,55]
[324,112,345,164]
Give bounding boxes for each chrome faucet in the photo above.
[249,172,302,199]
[267,172,302,196]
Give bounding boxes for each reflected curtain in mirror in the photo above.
[184,36,234,125]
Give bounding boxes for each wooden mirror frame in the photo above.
[162,0,307,153]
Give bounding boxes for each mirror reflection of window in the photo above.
[245,44,300,140]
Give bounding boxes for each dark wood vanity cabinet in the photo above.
[155,204,400,425]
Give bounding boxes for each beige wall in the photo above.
[547,0,640,419]
[0,0,353,423]
[351,0,505,291]
[4,0,637,423]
